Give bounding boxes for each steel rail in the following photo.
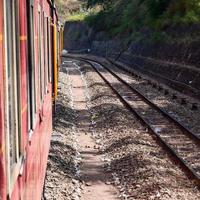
[102,60,200,141]
[108,58,200,100]
[63,56,200,185]
[64,55,200,141]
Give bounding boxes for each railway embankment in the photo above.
[64,21,200,99]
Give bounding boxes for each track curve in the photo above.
[64,55,200,186]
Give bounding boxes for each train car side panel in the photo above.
[21,0,53,199]
[1,0,59,199]
[7,0,53,199]
[0,0,7,199]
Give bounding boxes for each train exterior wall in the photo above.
[0,0,64,198]
[0,0,6,199]
[0,0,53,199]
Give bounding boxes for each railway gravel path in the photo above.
[68,61,119,200]
[81,59,200,200]
[45,57,200,200]
[45,60,119,200]
[44,60,83,200]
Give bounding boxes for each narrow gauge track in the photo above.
[66,56,200,185]
[106,60,200,140]
[67,55,200,140]
[108,59,200,101]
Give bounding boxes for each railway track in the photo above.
[66,57,200,185]
[106,60,200,140]
[108,58,200,101]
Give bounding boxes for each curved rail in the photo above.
[64,55,199,140]
[108,58,200,101]
[64,56,200,185]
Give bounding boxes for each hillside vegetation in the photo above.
[84,0,200,35]
[55,0,84,21]
[58,0,200,42]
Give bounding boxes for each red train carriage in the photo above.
[0,0,63,199]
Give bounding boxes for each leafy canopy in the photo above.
[83,0,200,34]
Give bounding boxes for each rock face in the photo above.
[64,21,94,51]
[63,21,200,99]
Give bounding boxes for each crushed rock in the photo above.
[44,59,200,200]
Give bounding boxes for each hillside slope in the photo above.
[63,1,200,99]
[55,0,83,21]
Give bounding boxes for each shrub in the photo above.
[83,0,200,37]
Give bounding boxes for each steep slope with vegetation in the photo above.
[55,0,84,21]
[63,0,200,98]
[85,0,200,33]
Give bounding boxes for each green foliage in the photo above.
[85,10,110,31]
[141,0,171,18]
[85,0,115,9]
[67,12,89,21]
[55,0,82,20]
[166,0,200,24]
[83,0,200,35]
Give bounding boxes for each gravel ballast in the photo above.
[44,58,200,200]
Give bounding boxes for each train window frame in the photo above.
[27,0,37,134]
[57,28,60,65]
[4,0,23,195]
[38,5,43,103]
[41,11,45,98]
[43,12,48,94]
[47,17,52,83]
[45,15,50,89]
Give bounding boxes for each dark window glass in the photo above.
[27,0,36,130]
[6,0,21,169]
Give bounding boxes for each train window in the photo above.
[47,18,52,82]
[5,0,21,174]
[43,13,48,94]
[57,29,60,64]
[44,17,48,87]
[45,17,49,87]
[38,7,43,102]
[27,0,37,131]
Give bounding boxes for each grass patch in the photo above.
[66,7,100,22]
[67,12,89,21]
